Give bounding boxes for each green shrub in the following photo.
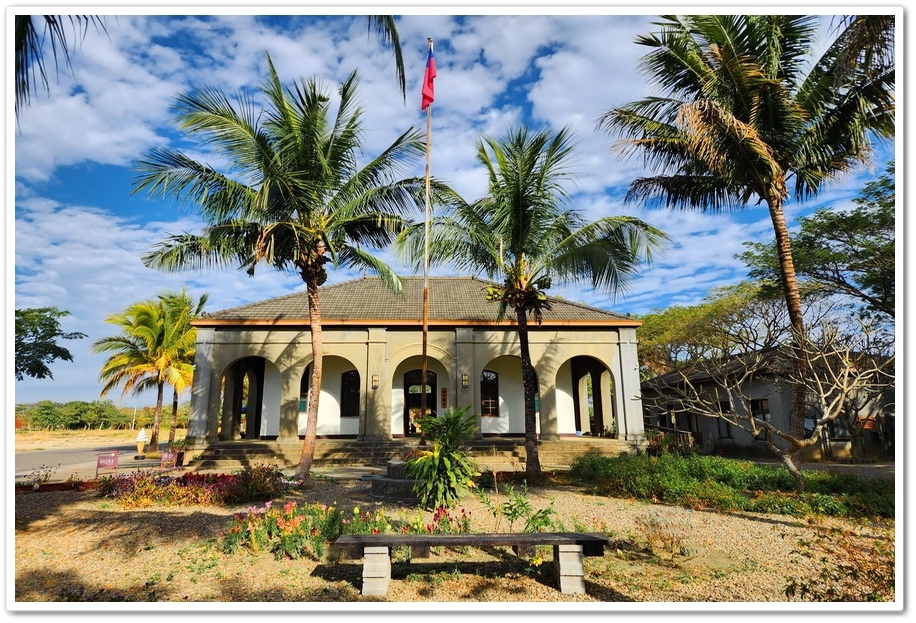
[566,454,893,519]
[406,405,479,509]
[222,463,292,504]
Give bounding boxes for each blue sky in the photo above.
[9,5,900,409]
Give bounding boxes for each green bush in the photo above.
[567,454,893,519]
[406,405,480,509]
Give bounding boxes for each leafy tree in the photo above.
[636,281,835,378]
[14,307,87,380]
[597,14,895,445]
[397,125,668,474]
[740,160,895,321]
[28,400,68,430]
[640,282,893,490]
[58,399,125,430]
[134,55,434,480]
[92,295,199,452]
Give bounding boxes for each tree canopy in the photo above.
[14,307,87,381]
[740,160,895,322]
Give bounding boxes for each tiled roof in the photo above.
[198,276,637,326]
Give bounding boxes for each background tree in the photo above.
[740,160,895,322]
[91,294,199,452]
[397,125,668,474]
[643,319,892,492]
[636,281,842,378]
[597,14,895,445]
[134,56,432,480]
[159,289,208,446]
[640,281,893,490]
[15,307,86,381]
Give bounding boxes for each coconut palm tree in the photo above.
[596,15,894,489]
[92,296,196,452]
[397,125,669,474]
[133,53,431,480]
[159,289,209,446]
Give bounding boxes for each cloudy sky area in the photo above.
[10,5,898,408]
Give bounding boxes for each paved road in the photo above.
[15,444,159,484]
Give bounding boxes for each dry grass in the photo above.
[15,429,189,452]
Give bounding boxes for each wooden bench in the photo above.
[332,532,611,596]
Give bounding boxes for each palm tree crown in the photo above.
[596,14,894,487]
[92,294,202,451]
[398,125,669,473]
[133,53,430,479]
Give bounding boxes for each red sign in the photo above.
[95,451,119,478]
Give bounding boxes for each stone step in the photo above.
[186,438,630,472]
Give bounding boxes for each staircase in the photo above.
[185,437,634,473]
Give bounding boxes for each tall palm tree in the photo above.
[397,125,669,474]
[159,289,209,446]
[133,53,430,480]
[596,15,894,488]
[92,296,195,451]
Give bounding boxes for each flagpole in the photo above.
[420,37,433,441]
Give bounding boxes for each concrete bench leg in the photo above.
[361,546,391,596]
[553,544,586,594]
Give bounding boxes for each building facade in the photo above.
[186,276,646,446]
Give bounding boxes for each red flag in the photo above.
[421,47,436,111]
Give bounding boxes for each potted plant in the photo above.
[166,438,192,466]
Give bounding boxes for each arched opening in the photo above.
[569,356,617,437]
[404,369,437,436]
[480,369,499,417]
[300,358,361,438]
[218,356,267,440]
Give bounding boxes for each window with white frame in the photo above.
[480,369,499,417]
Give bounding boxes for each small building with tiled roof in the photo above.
[186,276,646,445]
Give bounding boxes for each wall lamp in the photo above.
[371,374,379,389]
[461,373,469,389]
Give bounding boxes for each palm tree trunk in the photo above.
[296,281,323,481]
[149,382,165,452]
[515,307,542,474]
[168,387,178,446]
[767,197,808,484]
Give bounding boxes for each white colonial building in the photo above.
[185,276,646,447]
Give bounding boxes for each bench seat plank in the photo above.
[334,531,609,556]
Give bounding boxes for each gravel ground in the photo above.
[12,473,895,608]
